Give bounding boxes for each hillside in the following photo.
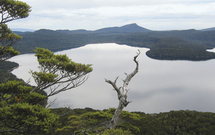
[46,107,215,135]
[0,61,20,83]
[14,23,215,61]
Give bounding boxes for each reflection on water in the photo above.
[207,48,215,53]
[9,43,215,113]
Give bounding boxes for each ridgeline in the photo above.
[14,23,215,61]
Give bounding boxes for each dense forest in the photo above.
[41,107,215,135]
[14,23,215,61]
[0,61,19,83]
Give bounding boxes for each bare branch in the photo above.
[123,49,140,89]
[45,98,57,108]
[105,50,141,129]
[105,77,121,97]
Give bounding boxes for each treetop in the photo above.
[0,0,31,24]
[34,47,93,74]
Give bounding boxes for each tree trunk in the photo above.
[105,50,140,129]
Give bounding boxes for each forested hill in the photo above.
[48,107,215,135]
[14,23,215,61]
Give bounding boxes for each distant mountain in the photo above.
[56,23,151,34]
[56,29,89,34]
[11,28,35,32]
[201,27,215,31]
[95,23,151,33]
[14,23,215,61]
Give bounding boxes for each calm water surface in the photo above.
[9,43,215,113]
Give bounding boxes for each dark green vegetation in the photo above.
[0,1,58,134]
[41,107,215,135]
[0,1,93,134]
[0,48,93,134]
[0,61,19,83]
[30,48,92,97]
[14,23,215,61]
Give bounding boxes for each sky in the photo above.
[8,0,215,31]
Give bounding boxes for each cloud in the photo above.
[33,2,215,18]
[7,0,215,30]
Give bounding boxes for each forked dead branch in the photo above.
[105,49,141,129]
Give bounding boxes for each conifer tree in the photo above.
[0,0,31,61]
[0,1,59,134]
[30,48,92,97]
[0,0,92,134]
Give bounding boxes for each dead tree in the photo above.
[105,50,140,129]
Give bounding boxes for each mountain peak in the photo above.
[122,23,138,27]
[121,23,150,32]
[95,23,151,33]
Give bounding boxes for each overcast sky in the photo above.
[8,0,215,31]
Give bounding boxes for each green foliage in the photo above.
[34,47,92,73]
[0,0,31,61]
[145,37,215,61]
[36,108,215,135]
[101,128,134,135]
[0,0,31,23]
[0,1,77,134]
[117,122,140,134]
[0,61,19,83]
[0,80,59,134]
[120,110,141,121]
[0,103,58,134]
[0,61,18,71]
[0,69,18,83]
[30,48,92,97]
[0,4,92,132]
[0,44,20,59]
[133,110,215,135]
[32,71,58,83]
[55,108,140,135]
[0,24,21,61]
[56,110,112,134]
[0,24,22,40]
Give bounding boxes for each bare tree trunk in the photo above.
[105,50,140,129]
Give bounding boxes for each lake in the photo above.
[9,43,215,114]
